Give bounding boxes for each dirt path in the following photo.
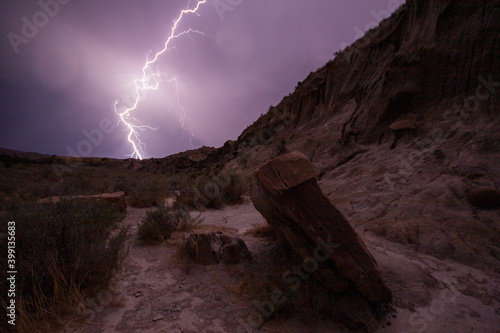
[64,203,265,333]
[64,202,500,333]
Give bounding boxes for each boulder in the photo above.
[389,119,418,149]
[185,232,251,265]
[250,152,392,303]
[186,232,222,265]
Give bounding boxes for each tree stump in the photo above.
[250,151,392,303]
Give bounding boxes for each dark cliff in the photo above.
[220,0,500,270]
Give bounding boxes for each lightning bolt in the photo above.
[114,0,208,160]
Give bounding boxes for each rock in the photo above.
[165,197,176,208]
[250,152,392,304]
[223,243,241,264]
[468,187,500,209]
[152,314,165,322]
[165,304,182,313]
[87,191,127,212]
[185,232,251,265]
[186,232,222,265]
[389,119,417,131]
[389,119,417,149]
[38,191,127,212]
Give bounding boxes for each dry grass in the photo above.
[0,199,128,332]
[0,156,246,211]
[245,223,276,238]
[137,206,203,243]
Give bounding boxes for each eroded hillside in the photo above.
[215,0,500,270]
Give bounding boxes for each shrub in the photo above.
[137,206,201,243]
[221,171,247,205]
[176,210,203,232]
[138,206,178,242]
[0,199,128,332]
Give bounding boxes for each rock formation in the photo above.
[250,152,392,304]
[225,0,500,271]
[186,232,251,265]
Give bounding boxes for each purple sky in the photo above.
[0,0,404,159]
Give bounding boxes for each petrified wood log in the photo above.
[38,191,127,212]
[186,232,251,265]
[250,151,392,303]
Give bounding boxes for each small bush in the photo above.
[176,210,203,232]
[0,199,127,332]
[138,206,201,243]
[174,186,204,211]
[221,171,247,205]
[138,206,178,242]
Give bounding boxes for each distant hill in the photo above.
[0,147,51,160]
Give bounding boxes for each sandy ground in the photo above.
[64,200,500,333]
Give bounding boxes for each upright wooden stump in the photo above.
[250,151,392,303]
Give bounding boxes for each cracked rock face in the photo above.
[250,152,392,304]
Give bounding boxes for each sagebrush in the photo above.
[137,206,202,243]
[0,199,128,332]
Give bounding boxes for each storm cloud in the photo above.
[0,0,402,158]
